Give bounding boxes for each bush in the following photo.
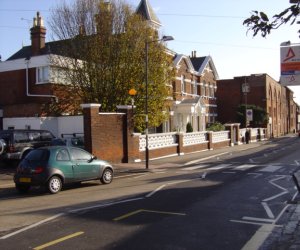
[186,122,193,133]
[206,122,225,132]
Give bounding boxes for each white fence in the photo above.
[3,116,84,138]
[138,130,232,152]
[139,132,177,151]
[212,131,230,143]
[183,132,208,146]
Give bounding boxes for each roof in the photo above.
[7,40,66,61]
[190,57,206,71]
[136,0,161,28]
[173,54,219,79]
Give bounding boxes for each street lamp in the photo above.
[145,35,174,169]
[242,77,250,128]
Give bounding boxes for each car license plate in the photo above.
[19,177,31,183]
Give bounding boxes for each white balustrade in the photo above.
[240,128,246,137]
[212,131,230,143]
[139,132,177,151]
[183,132,208,146]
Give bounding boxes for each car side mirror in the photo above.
[88,155,97,163]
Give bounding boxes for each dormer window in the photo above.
[36,66,49,84]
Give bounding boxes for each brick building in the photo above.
[0,0,219,133]
[217,74,297,137]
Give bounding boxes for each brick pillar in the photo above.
[235,124,241,145]
[177,133,184,156]
[208,132,213,150]
[116,105,140,163]
[80,103,101,154]
[225,124,234,147]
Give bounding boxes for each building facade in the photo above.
[217,74,297,137]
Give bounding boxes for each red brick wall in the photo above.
[0,68,53,117]
[82,104,129,163]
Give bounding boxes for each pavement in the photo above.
[1,135,300,249]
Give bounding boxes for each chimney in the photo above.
[30,12,46,56]
[191,51,197,58]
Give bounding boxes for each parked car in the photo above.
[0,129,55,161]
[51,135,85,149]
[14,146,113,194]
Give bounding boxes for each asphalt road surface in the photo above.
[0,135,300,249]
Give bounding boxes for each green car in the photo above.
[14,146,114,194]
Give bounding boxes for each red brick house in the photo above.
[0,0,220,134]
[217,74,297,137]
[168,52,218,132]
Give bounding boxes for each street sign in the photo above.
[280,42,300,86]
[246,109,253,122]
[242,83,250,93]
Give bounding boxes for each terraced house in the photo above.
[0,0,219,135]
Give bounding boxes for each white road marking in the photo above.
[234,164,257,171]
[0,213,65,240]
[261,202,275,219]
[184,152,229,166]
[0,197,145,239]
[209,164,232,170]
[259,165,282,172]
[230,220,269,226]
[241,224,276,250]
[263,191,288,202]
[295,160,300,166]
[242,216,275,223]
[181,165,208,171]
[145,185,167,198]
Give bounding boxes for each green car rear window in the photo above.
[26,149,49,161]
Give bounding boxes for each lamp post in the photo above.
[145,35,174,169]
[242,77,250,128]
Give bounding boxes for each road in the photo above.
[0,135,300,249]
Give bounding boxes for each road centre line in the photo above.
[184,152,229,166]
[0,213,65,240]
[69,197,144,213]
[33,232,84,250]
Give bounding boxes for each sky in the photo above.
[1,0,300,103]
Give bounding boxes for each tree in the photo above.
[243,2,300,37]
[237,104,268,128]
[46,0,174,132]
